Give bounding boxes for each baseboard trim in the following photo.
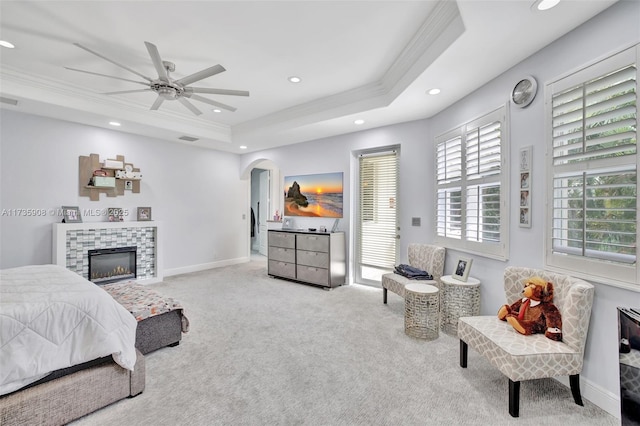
[164,257,250,277]
[555,375,620,419]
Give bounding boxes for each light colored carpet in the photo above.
[72,258,617,425]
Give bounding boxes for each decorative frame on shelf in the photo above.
[452,257,473,282]
[519,146,532,228]
[137,207,152,221]
[62,206,82,223]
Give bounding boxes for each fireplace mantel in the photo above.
[52,221,163,283]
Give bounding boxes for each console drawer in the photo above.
[296,250,329,268]
[269,246,295,263]
[269,231,295,249]
[296,234,329,252]
[296,265,329,286]
[268,260,296,279]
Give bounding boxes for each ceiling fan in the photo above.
[65,41,249,115]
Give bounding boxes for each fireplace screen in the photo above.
[88,246,137,284]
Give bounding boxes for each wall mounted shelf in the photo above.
[79,153,141,201]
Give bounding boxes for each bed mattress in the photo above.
[0,264,137,396]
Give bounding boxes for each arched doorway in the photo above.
[241,159,282,259]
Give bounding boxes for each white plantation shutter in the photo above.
[435,106,508,259]
[466,120,502,243]
[436,133,463,239]
[546,45,638,288]
[358,151,399,271]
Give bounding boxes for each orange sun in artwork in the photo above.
[316,188,323,194]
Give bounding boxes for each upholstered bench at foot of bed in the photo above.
[136,309,184,354]
[102,281,189,355]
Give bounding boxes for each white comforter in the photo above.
[0,264,138,396]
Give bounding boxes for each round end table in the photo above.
[404,283,439,340]
[440,275,481,336]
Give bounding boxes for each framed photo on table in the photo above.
[519,146,532,228]
[137,207,152,221]
[62,206,82,223]
[108,208,124,222]
[452,257,473,282]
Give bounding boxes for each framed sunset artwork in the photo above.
[283,172,343,218]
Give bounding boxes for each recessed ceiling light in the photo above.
[428,88,441,95]
[354,119,365,125]
[0,40,15,49]
[109,121,121,126]
[239,145,247,150]
[533,0,560,11]
[213,109,221,113]
[288,76,302,83]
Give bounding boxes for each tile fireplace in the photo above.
[88,246,137,284]
[53,221,162,283]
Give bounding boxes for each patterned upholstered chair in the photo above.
[381,243,445,304]
[457,266,595,417]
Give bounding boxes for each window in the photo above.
[435,106,509,259]
[356,149,399,285]
[546,45,638,288]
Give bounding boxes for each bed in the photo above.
[0,264,145,426]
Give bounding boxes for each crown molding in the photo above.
[232,0,463,139]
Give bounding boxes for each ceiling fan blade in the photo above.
[175,65,225,87]
[144,41,169,82]
[73,43,153,82]
[187,87,250,97]
[187,94,237,112]
[64,67,149,86]
[150,96,165,111]
[178,97,203,115]
[103,89,152,95]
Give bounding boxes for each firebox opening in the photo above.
[88,246,137,284]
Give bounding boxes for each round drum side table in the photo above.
[440,275,481,336]
[404,283,439,340]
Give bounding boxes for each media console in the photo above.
[267,229,345,289]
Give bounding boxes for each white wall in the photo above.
[0,110,249,273]
[240,1,640,416]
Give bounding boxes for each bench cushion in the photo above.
[382,273,437,299]
[102,281,188,331]
[458,316,583,382]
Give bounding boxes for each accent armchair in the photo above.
[381,243,445,304]
[457,266,595,417]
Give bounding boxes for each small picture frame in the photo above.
[108,207,124,222]
[125,181,133,190]
[137,207,152,221]
[452,257,473,282]
[519,146,532,228]
[520,146,531,172]
[62,206,82,223]
[519,208,530,227]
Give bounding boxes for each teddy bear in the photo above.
[497,276,563,341]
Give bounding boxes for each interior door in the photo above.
[258,170,270,256]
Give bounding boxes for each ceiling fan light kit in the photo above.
[68,41,249,116]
